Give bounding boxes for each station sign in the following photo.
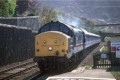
[101,53,106,59]
[111,42,120,58]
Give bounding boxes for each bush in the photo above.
[27,13,35,16]
[0,0,16,17]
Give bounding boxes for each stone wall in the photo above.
[0,16,40,32]
[0,23,36,66]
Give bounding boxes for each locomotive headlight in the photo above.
[48,46,52,51]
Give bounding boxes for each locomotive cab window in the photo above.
[50,23,59,31]
[60,24,69,35]
[60,24,69,34]
[38,22,74,37]
[39,24,49,33]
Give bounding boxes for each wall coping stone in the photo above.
[0,23,31,30]
[0,16,39,19]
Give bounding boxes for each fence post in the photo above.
[93,53,96,68]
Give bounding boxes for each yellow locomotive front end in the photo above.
[35,31,69,57]
[34,31,70,71]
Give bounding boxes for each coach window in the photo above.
[78,31,83,42]
[50,23,59,31]
[40,24,49,33]
[60,24,69,35]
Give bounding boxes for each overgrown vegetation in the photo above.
[40,8,58,25]
[27,13,35,16]
[112,71,120,80]
[81,18,99,34]
[107,67,120,80]
[29,0,114,33]
[29,0,58,26]
[0,0,16,17]
[81,17,115,34]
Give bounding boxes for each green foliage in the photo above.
[111,70,120,80]
[0,0,16,17]
[40,8,58,25]
[8,0,16,16]
[29,0,59,25]
[81,18,96,27]
[27,12,35,16]
[0,0,8,16]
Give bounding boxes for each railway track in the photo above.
[0,61,37,80]
[24,44,101,80]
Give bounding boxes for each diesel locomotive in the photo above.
[33,21,101,71]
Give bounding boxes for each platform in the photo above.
[47,68,116,80]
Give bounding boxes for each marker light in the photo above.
[43,40,46,44]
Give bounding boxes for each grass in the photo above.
[107,67,120,80]
[111,71,120,80]
[81,64,92,69]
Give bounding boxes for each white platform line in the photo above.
[46,77,116,80]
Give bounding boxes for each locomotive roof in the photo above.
[38,31,70,38]
[39,21,100,37]
[80,28,100,37]
[40,21,74,30]
[56,21,75,30]
[59,22,83,32]
[63,23,74,29]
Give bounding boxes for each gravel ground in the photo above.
[80,43,103,67]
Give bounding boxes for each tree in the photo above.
[8,0,16,16]
[29,0,58,26]
[0,0,16,17]
[40,7,58,25]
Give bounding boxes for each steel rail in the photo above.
[0,61,34,75]
[1,64,37,80]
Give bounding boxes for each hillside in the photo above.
[38,0,120,23]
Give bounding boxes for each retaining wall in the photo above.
[0,16,40,32]
[0,23,36,67]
